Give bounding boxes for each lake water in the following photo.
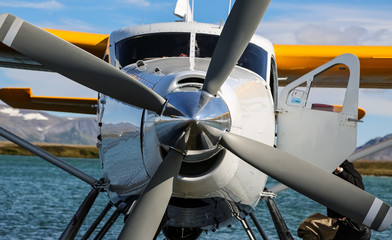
[1,155,391,239]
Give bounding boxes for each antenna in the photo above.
[191,0,194,22]
[143,4,145,24]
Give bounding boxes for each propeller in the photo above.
[5,0,390,236]
[118,1,272,236]
[0,13,179,115]
[216,130,392,232]
[118,132,187,240]
[202,0,271,96]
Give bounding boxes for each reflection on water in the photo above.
[1,155,391,239]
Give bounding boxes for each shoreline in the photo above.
[1,141,392,176]
[0,141,99,159]
[353,160,392,177]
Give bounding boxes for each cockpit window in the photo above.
[195,34,268,79]
[116,33,268,79]
[116,33,191,67]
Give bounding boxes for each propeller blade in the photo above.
[219,131,392,232]
[0,13,177,115]
[118,133,187,240]
[202,0,271,96]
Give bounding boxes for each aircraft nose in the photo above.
[155,90,231,155]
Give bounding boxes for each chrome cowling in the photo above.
[99,58,274,227]
[155,90,231,162]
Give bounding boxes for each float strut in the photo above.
[240,217,257,240]
[93,202,127,240]
[59,187,100,240]
[265,197,294,240]
[249,211,269,240]
[0,127,98,186]
[81,202,113,240]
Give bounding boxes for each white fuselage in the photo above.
[98,22,276,228]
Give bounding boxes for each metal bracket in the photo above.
[93,178,109,192]
[275,109,287,114]
[260,191,277,199]
[348,118,363,123]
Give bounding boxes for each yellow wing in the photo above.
[1,28,391,114]
[0,29,106,114]
[275,44,392,88]
[0,29,109,71]
[0,88,98,114]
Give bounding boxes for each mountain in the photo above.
[0,105,98,145]
[1,104,391,159]
[356,134,392,161]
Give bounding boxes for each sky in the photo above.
[0,0,392,146]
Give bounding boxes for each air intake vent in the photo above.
[177,77,204,85]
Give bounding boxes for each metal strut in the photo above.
[60,188,100,240]
[81,202,113,240]
[0,127,107,240]
[93,202,127,240]
[249,211,269,240]
[240,217,257,240]
[232,202,258,240]
[0,127,98,186]
[265,196,294,240]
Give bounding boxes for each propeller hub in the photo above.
[155,90,231,161]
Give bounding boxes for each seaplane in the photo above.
[1,0,392,239]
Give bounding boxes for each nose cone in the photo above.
[155,90,231,156]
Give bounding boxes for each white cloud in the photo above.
[116,0,150,7]
[0,1,63,10]
[258,3,392,45]
[0,107,48,120]
[23,113,48,120]
[359,89,392,117]
[0,107,23,117]
[39,18,95,32]
[295,25,367,45]
[0,68,97,99]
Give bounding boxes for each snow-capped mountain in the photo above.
[356,134,392,161]
[0,105,98,145]
[1,104,391,160]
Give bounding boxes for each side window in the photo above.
[286,63,349,111]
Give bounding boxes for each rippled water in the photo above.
[1,155,391,239]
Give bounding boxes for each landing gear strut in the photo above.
[236,193,294,240]
[0,126,125,239]
[264,195,294,240]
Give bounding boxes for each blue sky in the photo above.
[1,0,392,146]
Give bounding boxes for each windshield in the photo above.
[116,33,268,79]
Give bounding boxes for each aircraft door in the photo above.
[277,54,360,172]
